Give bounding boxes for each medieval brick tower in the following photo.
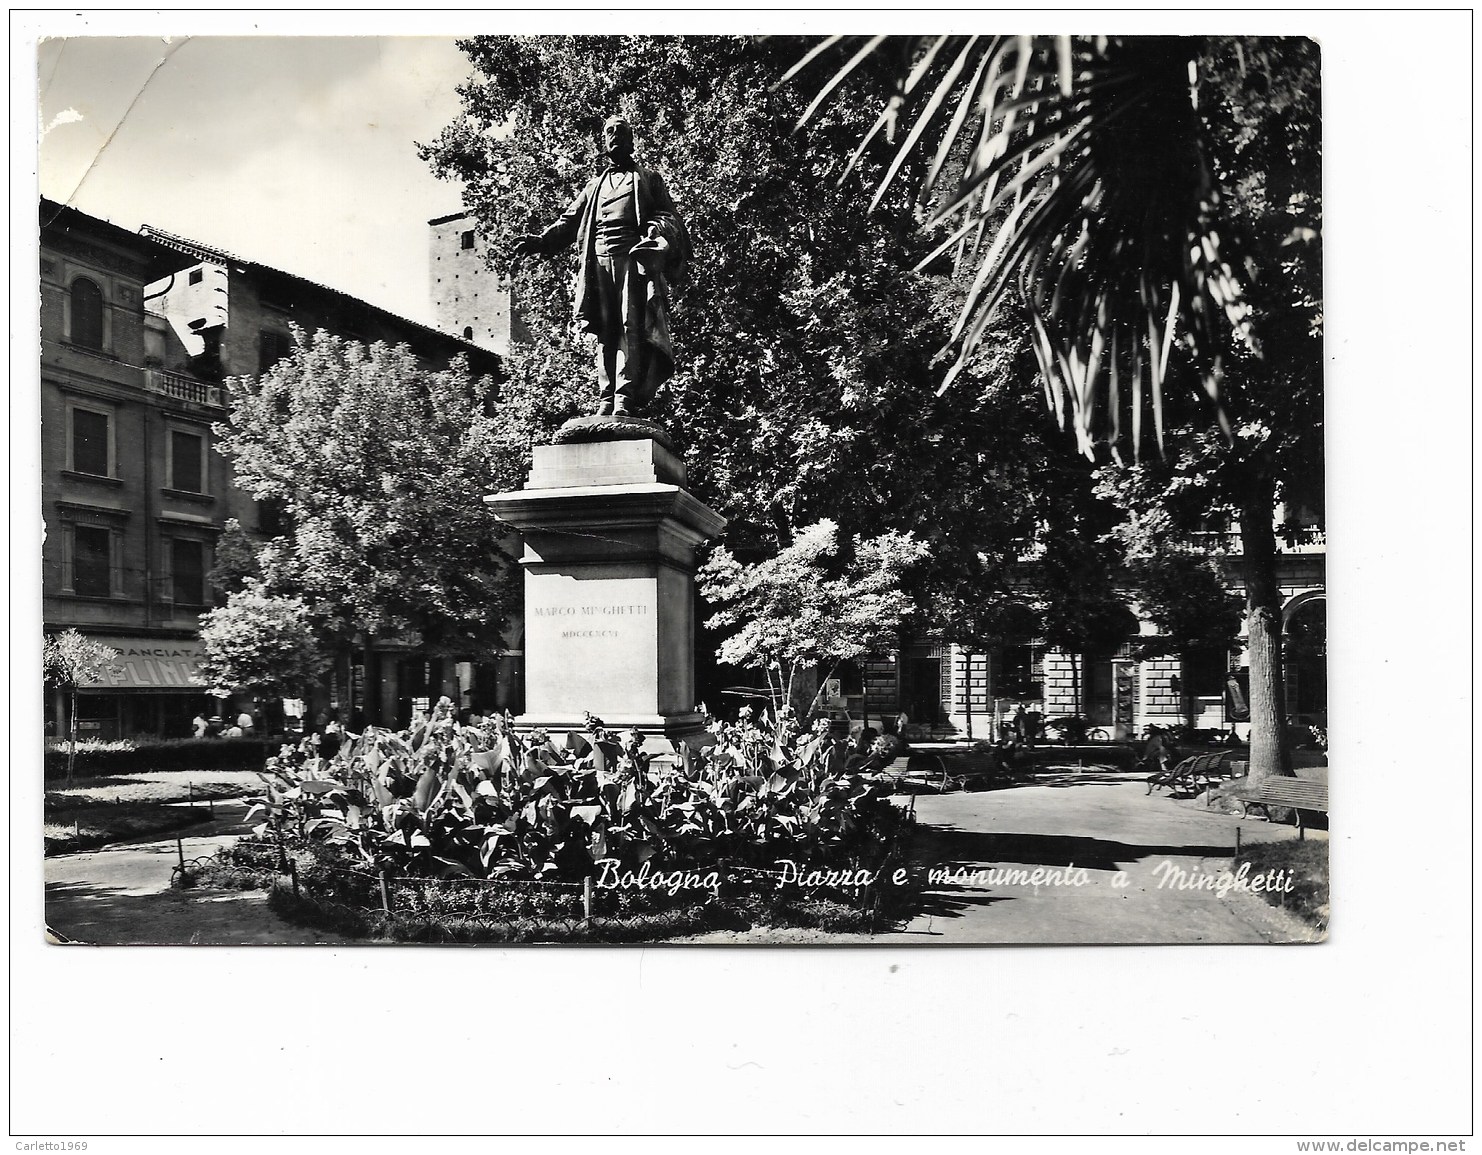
[429,210,514,355]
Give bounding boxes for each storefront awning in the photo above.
[80,636,210,693]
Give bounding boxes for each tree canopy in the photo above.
[791,35,1320,463]
[43,629,119,693]
[699,519,929,715]
[1126,554,1244,662]
[197,585,328,699]
[214,326,519,653]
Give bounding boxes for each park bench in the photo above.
[929,750,1002,791]
[1230,776,1329,839]
[873,750,1000,794]
[1145,750,1237,797]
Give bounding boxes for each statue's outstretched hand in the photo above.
[510,235,542,260]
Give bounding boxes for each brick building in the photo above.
[40,199,245,739]
[41,199,518,739]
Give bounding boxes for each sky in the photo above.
[38,35,474,326]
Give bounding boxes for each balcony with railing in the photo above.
[1190,526,1326,555]
[145,368,225,408]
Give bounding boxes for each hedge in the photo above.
[43,736,283,779]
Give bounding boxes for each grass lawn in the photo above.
[44,769,264,808]
[1232,838,1329,931]
[44,804,214,856]
[43,769,263,856]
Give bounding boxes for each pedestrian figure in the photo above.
[1142,727,1171,775]
[320,717,343,759]
[1022,706,1042,748]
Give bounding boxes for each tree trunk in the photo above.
[1181,650,1196,732]
[801,662,839,727]
[1240,486,1293,781]
[67,685,78,786]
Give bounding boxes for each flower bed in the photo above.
[194,701,917,941]
[193,834,911,943]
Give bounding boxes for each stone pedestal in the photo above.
[485,437,726,755]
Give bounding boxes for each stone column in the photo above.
[485,435,726,756]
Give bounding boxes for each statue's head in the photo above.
[602,115,634,162]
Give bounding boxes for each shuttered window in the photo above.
[70,278,104,349]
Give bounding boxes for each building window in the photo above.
[70,277,104,349]
[259,329,293,373]
[258,495,289,537]
[188,268,204,285]
[168,428,206,493]
[462,326,474,340]
[998,644,1044,701]
[460,230,476,250]
[169,538,207,606]
[1183,647,1230,697]
[71,525,113,597]
[69,405,112,477]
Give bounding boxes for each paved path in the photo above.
[688,770,1323,945]
[44,800,354,946]
[881,771,1320,943]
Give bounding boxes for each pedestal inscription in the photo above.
[525,578,658,715]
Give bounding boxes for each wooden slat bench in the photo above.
[1231,777,1329,838]
[874,751,999,793]
[1146,750,1237,797]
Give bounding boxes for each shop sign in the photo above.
[82,636,208,690]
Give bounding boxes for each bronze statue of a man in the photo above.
[511,115,689,419]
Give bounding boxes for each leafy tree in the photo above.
[214,326,519,717]
[797,35,1322,777]
[925,584,1038,741]
[198,584,328,703]
[207,517,263,599]
[1127,554,1245,660]
[43,630,119,785]
[699,520,929,719]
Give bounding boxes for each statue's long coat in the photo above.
[535,165,689,394]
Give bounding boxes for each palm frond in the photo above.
[790,34,1257,459]
[791,35,888,132]
[867,36,981,211]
